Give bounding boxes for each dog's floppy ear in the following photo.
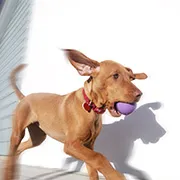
[134,73,148,79]
[63,49,100,76]
[126,67,148,80]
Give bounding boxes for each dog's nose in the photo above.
[135,90,143,98]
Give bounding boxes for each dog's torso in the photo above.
[18,88,102,145]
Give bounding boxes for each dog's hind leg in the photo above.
[16,122,46,156]
[3,118,25,180]
[3,101,32,180]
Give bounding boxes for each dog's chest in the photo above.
[83,117,102,146]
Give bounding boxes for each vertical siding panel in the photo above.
[0,0,33,155]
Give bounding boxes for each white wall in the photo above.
[20,0,180,179]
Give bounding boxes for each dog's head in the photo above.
[64,49,147,117]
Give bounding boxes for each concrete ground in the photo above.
[0,158,105,180]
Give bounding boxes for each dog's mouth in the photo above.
[108,102,121,117]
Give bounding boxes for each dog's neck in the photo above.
[82,88,106,114]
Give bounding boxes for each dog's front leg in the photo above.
[64,140,126,180]
[85,143,99,180]
[86,163,99,180]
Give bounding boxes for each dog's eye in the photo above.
[113,73,119,79]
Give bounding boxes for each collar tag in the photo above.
[83,102,92,112]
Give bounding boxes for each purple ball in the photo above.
[115,102,136,115]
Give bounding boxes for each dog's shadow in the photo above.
[63,102,166,180]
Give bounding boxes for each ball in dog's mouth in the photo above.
[115,102,137,115]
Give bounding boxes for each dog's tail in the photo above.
[10,64,27,100]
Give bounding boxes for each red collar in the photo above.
[82,89,106,114]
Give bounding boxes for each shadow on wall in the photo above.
[63,102,166,180]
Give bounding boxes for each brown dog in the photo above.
[3,49,147,180]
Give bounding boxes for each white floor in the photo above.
[0,160,105,180]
